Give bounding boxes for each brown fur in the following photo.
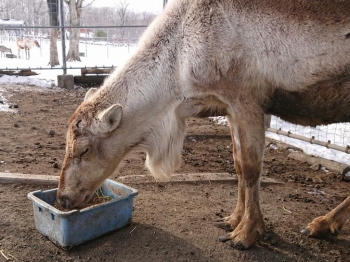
[17,38,40,60]
[265,74,350,126]
[57,0,350,250]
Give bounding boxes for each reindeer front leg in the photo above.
[301,195,350,238]
[218,107,265,249]
[215,116,245,231]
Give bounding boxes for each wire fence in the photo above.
[0,25,148,72]
[267,116,350,154]
[0,0,154,73]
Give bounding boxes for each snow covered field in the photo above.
[0,38,137,84]
[213,116,350,165]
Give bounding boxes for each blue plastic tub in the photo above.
[27,179,138,249]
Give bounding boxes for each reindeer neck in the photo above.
[94,1,188,115]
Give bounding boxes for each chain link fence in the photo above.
[0,0,155,73]
[266,115,350,156]
[0,25,148,71]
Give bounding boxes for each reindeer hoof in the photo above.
[214,217,233,231]
[219,234,248,250]
[301,225,339,238]
[215,217,226,222]
[300,227,310,236]
[214,221,233,231]
[218,233,231,242]
[331,229,339,236]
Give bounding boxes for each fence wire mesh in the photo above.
[268,116,350,154]
[0,0,156,71]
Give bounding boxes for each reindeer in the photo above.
[17,38,40,59]
[56,0,350,250]
[0,45,12,57]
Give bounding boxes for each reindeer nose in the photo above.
[56,192,72,209]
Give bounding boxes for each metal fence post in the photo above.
[264,114,271,128]
[59,0,67,75]
[85,32,87,58]
[107,29,109,58]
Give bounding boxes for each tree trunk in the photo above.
[66,0,82,62]
[49,28,60,66]
[47,0,60,66]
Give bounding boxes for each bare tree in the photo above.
[139,12,157,25]
[115,0,130,26]
[63,0,95,62]
[115,0,130,42]
[0,0,158,55]
[32,1,45,35]
[0,0,12,16]
[63,0,82,61]
[47,0,59,66]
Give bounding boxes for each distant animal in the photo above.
[56,0,350,250]
[16,38,40,60]
[0,45,12,57]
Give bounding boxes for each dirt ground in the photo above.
[0,83,349,262]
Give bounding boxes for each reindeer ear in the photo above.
[93,104,123,134]
[84,88,98,101]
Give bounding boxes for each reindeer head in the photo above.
[56,86,209,209]
[34,40,40,48]
[56,88,127,209]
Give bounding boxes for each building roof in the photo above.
[0,19,25,27]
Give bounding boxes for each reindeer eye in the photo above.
[76,120,82,128]
[80,148,89,158]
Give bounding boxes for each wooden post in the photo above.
[264,114,271,128]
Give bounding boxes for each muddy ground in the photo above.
[0,83,349,262]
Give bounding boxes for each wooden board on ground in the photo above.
[0,172,282,187]
[0,69,38,76]
[288,152,350,175]
[0,172,59,185]
[117,173,283,186]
